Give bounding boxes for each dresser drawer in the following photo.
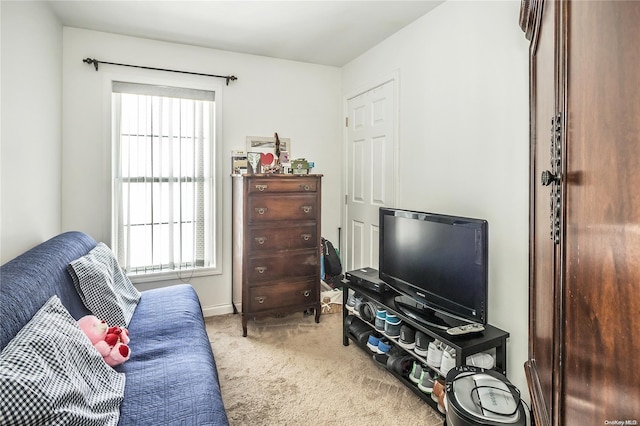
[247,250,319,284]
[248,177,318,194]
[247,224,318,253]
[247,280,318,313]
[247,194,318,222]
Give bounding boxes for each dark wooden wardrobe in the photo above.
[519,1,640,424]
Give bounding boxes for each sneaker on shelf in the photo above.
[374,308,387,331]
[373,343,396,368]
[440,347,456,376]
[414,331,430,357]
[418,369,435,394]
[384,313,402,338]
[386,348,414,376]
[435,382,447,414]
[345,315,374,346]
[426,340,444,369]
[397,325,416,350]
[376,338,392,355]
[372,351,389,368]
[366,334,381,352]
[409,361,423,384]
[353,295,364,316]
[432,377,445,404]
[346,291,357,312]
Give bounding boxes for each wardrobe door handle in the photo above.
[541,170,559,186]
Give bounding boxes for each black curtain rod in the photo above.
[82,57,237,86]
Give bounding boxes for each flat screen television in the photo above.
[379,207,488,329]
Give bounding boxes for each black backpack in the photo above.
[322,237,342,278]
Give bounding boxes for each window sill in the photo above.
[128,267,221,285]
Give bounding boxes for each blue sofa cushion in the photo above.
[0,232,94,352]
[115,284,229,426]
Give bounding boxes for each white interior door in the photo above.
[345,79,396,271]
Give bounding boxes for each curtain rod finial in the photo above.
[83,58,99,71]
[226,75,238,86]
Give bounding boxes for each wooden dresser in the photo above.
[232,174,322,336]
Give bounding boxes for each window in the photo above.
[111,82,218,279]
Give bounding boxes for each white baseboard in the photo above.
[202,303,236,317]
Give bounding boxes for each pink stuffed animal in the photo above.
[78,315,131,367]
[103,326,130,367]
[77,315,108,345]
[104,342,130,367]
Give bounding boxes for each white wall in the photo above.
[342,0,531,398]
[1,1,62,263]
[61,28,342,315]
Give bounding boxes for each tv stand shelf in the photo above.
[342,280,510,415]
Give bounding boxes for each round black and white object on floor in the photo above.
[445,366,527,426]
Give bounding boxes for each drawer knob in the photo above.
[301,233,312,241]
[255,236,267,245]
[301,206,312,214]
[301,290,311,297]
[255,266,268,274]
[255,184,268,192]
[255,296,267,304]
[300,184,311,191]
[255,207,268,215]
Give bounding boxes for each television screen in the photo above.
[379,208,488,328]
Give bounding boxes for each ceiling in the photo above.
[47,1,444,67]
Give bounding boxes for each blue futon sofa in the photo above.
[0,231,229,425]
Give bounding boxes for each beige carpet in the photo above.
[205,311,444,426]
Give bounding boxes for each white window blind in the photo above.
[112,81,216,276]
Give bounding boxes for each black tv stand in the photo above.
[394,296,465,330]
[342,277,509,417]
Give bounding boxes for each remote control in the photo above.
[446,323,485,336]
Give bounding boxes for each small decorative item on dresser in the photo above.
[291,158,310,175]
[261,152,278,173]
[280,150,290,164]
[231,150,247,175]
[246,152,261,174]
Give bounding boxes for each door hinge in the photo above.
[345,194,348,205]
[345,117,349,127]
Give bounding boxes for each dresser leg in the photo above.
[315,306,320,323]
[242,316,248,337]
